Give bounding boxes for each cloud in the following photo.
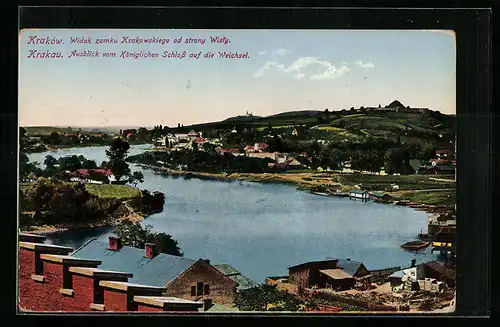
[252,61,280,78]
[258,48,291,57]
[310,65,350,81]
[253,56,368,81]
[273,48,291,56]
[355,60,375,69]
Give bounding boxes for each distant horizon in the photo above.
[20,103,456,130]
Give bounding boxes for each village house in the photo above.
[268,157,303,169]
[247,151,281,161]
[244,142,269,153]
[349,189,369,200]
[193,137,208,145]
[215,147,240,156]
[18,233,207,313]
[154,136,167,147]
[369,192,393,203]
[213,264,258,291]
[389,260,455,292]
[287,258,371,291]
[70,169,116,184]
[70,237,239,306]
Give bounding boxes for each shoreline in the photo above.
[27,142,151,153]
[136,163,451,215]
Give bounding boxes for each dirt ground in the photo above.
[20,212,144,234]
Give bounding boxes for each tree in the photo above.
[82,159,98,169]
[44,155,58,169]
[202,142,217,156]
[384,147,411,174]
[137,127,150,142]
[235,285,305,311]
[58,155,83,171]
[49,131,61,145]
[319,145,344,171]
[128,171,144,186]
[115,220,183,256]
[106,137,131,183]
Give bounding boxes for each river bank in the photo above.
[26,141,151,153]
[20,212,145,234]
[136,163,455,215]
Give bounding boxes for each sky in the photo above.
[19,29,456,128]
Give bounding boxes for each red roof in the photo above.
[217,148,239,154]
[74,169,113,177]
[244,143,268,151]
[194,137,207,143]
[430,158,451,164]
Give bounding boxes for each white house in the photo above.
[154,136,167,146]
[349,189,369,199]
[70,169,116,184]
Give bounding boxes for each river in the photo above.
[27,145,440,283]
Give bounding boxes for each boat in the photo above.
[310,191,331,197]
[400,241,431,250]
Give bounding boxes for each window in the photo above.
[204,284,210,295]
[197,282,204,296]
[190,286,196,296]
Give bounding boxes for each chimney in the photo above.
[411,259,416,267]
[203,299,213,311]
[346,258,351,261]
[145,243,158,259]
[200,258,210,265]
[108,236,122,251]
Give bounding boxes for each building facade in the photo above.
[71,237,239,306]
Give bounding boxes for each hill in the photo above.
[223,114,262,122]
[174,102,455,146]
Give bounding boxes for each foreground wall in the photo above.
[18,235,203,313]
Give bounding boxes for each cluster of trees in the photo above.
[20,128,40,179]
[36,131,113,147]
[20,129,144,186]
[267,137,440,174]
[21,178,102,223]
[127,134,442,175]
[127,147,275,174]
[115,219,183,257]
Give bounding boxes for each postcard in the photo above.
[18,28,456,314]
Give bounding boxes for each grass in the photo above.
[400,190,456,206]
[20,181,141,199]
[255,125,295,131]
[328,174,456,191]
[343,114,367,119]
[85,184,141,199]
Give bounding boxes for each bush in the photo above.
[115,220,183,257]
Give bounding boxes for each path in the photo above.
[429,178,456,183]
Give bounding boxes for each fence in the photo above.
[369,266,401,277]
